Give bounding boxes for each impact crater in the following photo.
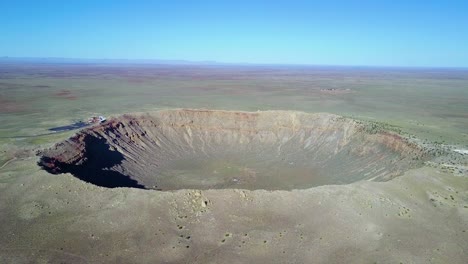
[39,109,427,190]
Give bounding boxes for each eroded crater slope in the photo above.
[38,109,428,190]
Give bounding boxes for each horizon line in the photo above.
[1,56,467,70]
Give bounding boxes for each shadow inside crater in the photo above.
[39,136,145,189]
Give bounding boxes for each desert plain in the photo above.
[0,63,467,263]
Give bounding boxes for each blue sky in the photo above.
[1,0,467,67]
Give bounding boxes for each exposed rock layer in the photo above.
[39,109,427,190]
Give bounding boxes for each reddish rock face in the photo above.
[38,109,428,190]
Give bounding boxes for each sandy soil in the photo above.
[0,160,466,263]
